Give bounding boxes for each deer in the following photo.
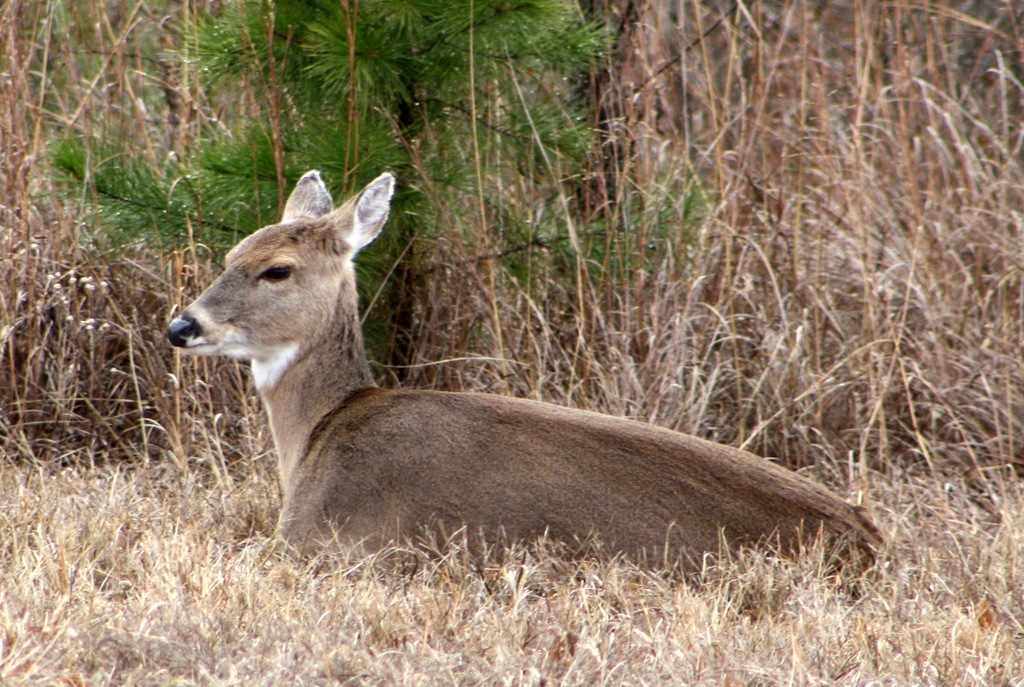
[167,171,883,572]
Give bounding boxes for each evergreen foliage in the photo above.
[56,0,607,364]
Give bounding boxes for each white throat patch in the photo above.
[251,344,300,392]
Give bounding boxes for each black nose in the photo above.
[167,314,201,347]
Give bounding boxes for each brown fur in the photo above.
[168,172,882,571]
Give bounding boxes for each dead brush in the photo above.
[398,0,1024,481]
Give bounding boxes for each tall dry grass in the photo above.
[365,0,1024,493]
[2,0,1024,683]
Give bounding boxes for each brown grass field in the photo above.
[2,1,1023,684]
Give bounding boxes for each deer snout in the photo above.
[167,314,202,348]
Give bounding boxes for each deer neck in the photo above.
[255,289,374,488]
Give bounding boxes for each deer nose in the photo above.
[167,314,201,347]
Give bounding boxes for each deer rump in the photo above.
[284,387,883,571]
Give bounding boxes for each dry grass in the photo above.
[1,459,1022,686]
[2,0,1024,684]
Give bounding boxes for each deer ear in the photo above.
[346,173,395,251]
[282,171,333,223]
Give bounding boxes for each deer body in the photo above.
[168,172,882,570]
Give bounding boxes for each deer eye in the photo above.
[258,266,292,282]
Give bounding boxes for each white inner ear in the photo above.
[350,173,395,250]
[282,171,333,223]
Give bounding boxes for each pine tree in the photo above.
[57,0,606,367]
